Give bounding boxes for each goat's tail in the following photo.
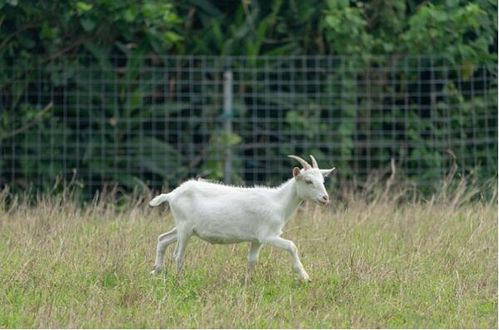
[149,193,170,207]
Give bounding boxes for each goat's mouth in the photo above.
[316,199,329,206]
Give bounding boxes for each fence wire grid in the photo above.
[1,55,497,195]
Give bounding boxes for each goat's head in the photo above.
[289,155,336,205]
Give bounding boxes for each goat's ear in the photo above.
[292,167,302,178]
[320,167,336,177]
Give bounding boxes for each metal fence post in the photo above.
[223,60,233,184]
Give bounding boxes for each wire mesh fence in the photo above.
[0,55,497,195]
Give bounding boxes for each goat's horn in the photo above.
[309,155,318,169]
[288,155,311,170]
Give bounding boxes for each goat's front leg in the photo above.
[265,236,310,282]
[246,241,262,281]
[151,227,177,275]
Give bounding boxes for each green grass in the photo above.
[0,187,497,328]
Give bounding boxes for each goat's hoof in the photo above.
[299,272,311,282]
[243,274,253,285]
[150,267,162,275]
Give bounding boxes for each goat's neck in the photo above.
[274,178,303,222]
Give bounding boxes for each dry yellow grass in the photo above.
[0,181,497,328]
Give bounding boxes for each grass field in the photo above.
[0,181,497,328]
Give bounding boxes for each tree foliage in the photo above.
[0,0,497,194]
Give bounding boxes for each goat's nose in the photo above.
[321,195,329,202]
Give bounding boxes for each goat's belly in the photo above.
[192,229,249,244]
[197,235,244,244]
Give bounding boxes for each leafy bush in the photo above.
[0,0,496,195]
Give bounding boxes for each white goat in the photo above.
[149,155,335,281]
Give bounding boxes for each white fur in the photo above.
[149,155,335,282]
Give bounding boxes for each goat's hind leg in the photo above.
[151,227,177,275]
[173,229,192,277]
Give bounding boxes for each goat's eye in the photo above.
[305,180,313,185]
